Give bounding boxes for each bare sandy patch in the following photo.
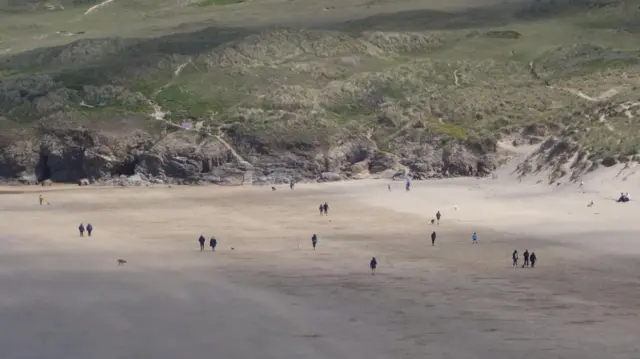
[0,175,639,358]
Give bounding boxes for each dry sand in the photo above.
[1,165,640,358]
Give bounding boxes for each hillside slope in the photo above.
[1,0,640,184]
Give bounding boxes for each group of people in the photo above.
[512,249,537,268]
[617,192,631,203]
[198,235,218,251]
[188,186,540,274]
[78,223,94,237]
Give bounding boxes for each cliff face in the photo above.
[0,119,496,185]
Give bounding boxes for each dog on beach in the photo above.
[271,186,276,191]
[430,219,435,224]
[117,259,127,266]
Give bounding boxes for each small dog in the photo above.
[430,219,435,224]
[271,186,276,191]
[117,259,127,266]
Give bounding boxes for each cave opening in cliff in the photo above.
[35,154,51,182]
[111,157,137,176]
[201,159,211,173]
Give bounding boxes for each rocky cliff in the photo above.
[1,0,639,185]
[0,116,497,185]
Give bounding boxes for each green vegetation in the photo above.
[196,0,244,6]
[433,122,468,140]
[1,0,640,174]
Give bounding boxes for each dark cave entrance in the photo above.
[201,159,212,173]
[35,154,51,182]
[111,157,138,176]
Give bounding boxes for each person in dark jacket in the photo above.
[370,257,377,274]
[323,202,329,215]
[530,252,537,268]
[79,223,85,237]
[431,231,436,246]
[522,250,530,267]
[210,237,217,251]
[86,223,93,237]
[512,250,519,267]
[198,235,206,252]
[311,234,318,250]
[436,211,441,225]
[319,204,323,215]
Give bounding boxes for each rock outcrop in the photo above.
[0,120,496,184]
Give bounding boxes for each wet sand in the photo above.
[1,176,639,359]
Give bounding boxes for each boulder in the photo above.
[601,156,617,167]
[320,172,342,182]
[18,175,38,185]
[369,152,397,173]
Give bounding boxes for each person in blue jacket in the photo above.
[370,257,377,275]
[311,234,318,250]
[86,223,93,237]
[210,237,217,252]
[79,223,85,237]
[198,235,206,251]
[472,232,478,244]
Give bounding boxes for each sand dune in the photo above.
[1,167,639,358]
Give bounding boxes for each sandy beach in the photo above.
[1,164,640,359]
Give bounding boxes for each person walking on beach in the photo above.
[210,236,217,251]
[436,210,441,225]
[311,234,318,250]
[370,257,377,275]
[198,235,206,252]
[405,179,411,192]
[522,249,530,268]
[431,231,436,246]
[86,223,93,237]
[78,223,85,237]
[512,250,519,267]
[39,194,44,206]
[323,202,329,215]
[319,204,324,215]
[472,232,478,244]
[530,252,537,268]
[388,184,391,191]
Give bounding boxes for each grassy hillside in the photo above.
[1,0,640,182]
